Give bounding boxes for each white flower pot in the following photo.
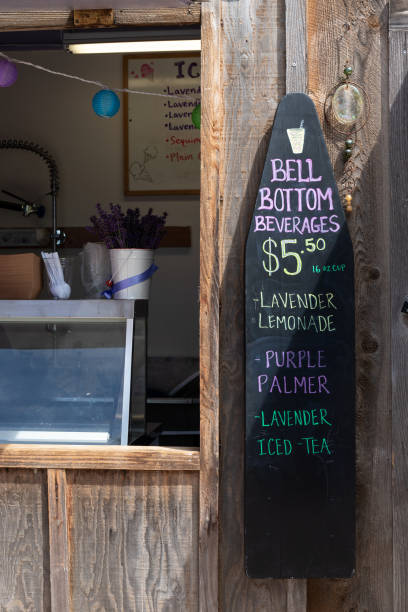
[109,248,155,300]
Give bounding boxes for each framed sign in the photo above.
[123,53,201,195]
[245,93,355,578]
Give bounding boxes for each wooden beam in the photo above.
[0,6,201,32]
[61,226,192,249]
[390,0,408,29]
[115,6,201,27]
[0,11,73,30]
[307,0,392,609]
[285,0,307,93]
[390,28,408,612]
[215,0,303,607]
[199,3,220,611]
[47,469,71,612]
[0,445,199,471]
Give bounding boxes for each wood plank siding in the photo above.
[0,1,402,611]
[389,24,408,612]
[0,6,201,31]
[69,470,199,611]
[0,445,199,471]
[0,469,50,611]
[0,469,199,610]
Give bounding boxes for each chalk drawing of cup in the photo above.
[287,122,305,154]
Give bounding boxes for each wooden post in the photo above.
[0,6,201,30]
[210,0,308,607]
[200,2,221,610]
[286,0,307,93]
[389,8,408,609]
[47,469,71,612]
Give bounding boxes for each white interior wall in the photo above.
[0,50,199,357]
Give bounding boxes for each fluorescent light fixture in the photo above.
[0,430,110,443]
[68,39,201,54]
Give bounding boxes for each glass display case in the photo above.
[0,300,146,445]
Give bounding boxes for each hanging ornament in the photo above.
[0,58,18,87]
[332,83,364,125]
[324,63,369,214]
[192,103,201,129]
[92,89,120,118]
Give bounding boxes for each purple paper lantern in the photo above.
[0,59,18,87]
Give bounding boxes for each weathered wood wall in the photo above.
[0,5,201,30]
[69,470,198,611]
[389,21,408,612]
[0,2,400,611]
[200,2,221,610]
[307,0,392,610]
[0,464,199,611]
[204,0,393,609]
[0,469,50,611]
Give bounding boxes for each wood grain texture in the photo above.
[0,11,73,30]
[307,0,392,610]
[68,470,198,611]
[73,8,114,27]
[0,445,199,471]
[285,0,307,93]
[0,6,201,31]
[115,6,201,27]
[390,0,408,28]
[199,3,221,611]
[0,468,50,611]
[287,580,307,612]
[47,469,70,612]
[389,29,408,612]
[217,0,303,609]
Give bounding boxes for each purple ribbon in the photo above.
[103,263,158,299]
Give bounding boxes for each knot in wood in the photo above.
[366,266,380,281]
[361,334,379,354]
[367,14,380,29]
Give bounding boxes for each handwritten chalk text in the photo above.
[257,374,330,394]
[254,408,332,427]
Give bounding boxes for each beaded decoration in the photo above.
[324,64,369,214]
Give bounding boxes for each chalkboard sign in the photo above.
[245,93,355,578]
[124,53,200,195]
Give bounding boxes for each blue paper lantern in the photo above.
[92,89,120,118]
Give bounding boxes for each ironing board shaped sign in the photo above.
[245,93,355,579]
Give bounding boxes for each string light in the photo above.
[0,51,198,102]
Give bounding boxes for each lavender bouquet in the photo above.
[88,204,167,250]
